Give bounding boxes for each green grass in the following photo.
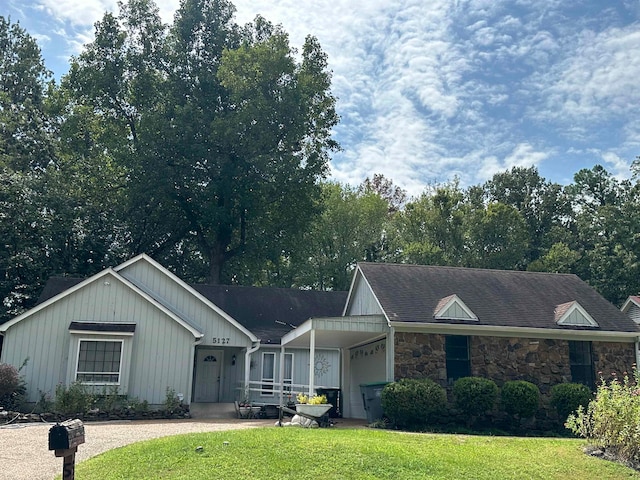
[73,428,640,479]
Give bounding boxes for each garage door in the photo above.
[348,339,387,419]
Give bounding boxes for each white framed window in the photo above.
[261,352,276,396]
[76,339,123,384]
[284,353,294,391]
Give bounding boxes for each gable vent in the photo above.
[555,301,598,327]
[434,295,478,321]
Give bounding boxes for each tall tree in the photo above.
[64,0,339,284]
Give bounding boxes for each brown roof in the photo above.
[357,263,639,333]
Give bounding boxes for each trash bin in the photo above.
[360,382,389,423]
[316,388,342,418]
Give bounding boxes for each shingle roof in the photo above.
[193,285,347,343]
[357,263,639,333]
[36,276,347,344]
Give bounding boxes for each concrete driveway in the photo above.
[1,418,273,480]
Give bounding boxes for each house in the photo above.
[0,254,346,409]
[283,263,640,418]
[1,256,638,420]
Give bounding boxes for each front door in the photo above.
[194,349,223,402]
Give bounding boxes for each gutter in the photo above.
[388,321,640,342]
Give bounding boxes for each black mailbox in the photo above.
[49,419,85,451]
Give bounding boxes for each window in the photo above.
[569,341,594,389]
[261,352,276,396]
[445,335,470,384]
[76,340,122,384]
[284,353,294,391]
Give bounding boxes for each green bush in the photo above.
[54,382,96,415]
[381,378,447,429]
[453,377,498,416]
[550,383,592,420]
[566,372,640,463]
[500,380,539,418]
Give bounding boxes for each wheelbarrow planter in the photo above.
[295,404,332,417]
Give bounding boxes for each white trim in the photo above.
[69,329,135,336]
[116,254,258,342]
[261,352,276,396]
[342,265,389,322]
[621,296,640,313]
[389,321,639,342]
[556,302,599,327]
[75,338,124,385]
[434,294,478,321]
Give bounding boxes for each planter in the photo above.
[295,404,332,417]
[238,406,262,419]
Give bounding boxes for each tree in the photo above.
[292,183,389,290]
[64,0,339,284]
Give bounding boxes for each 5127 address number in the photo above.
[212,337,230,344]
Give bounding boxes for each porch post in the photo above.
[309,328,316,396]
[386,327,395,382]
[279,345,285,407]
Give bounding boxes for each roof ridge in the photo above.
[358,262,577,277]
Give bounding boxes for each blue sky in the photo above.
[5,0,640,196]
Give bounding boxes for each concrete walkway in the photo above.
[1,418,272,480]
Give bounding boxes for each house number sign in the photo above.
[212,337,230,344]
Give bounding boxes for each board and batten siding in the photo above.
[345,275,384,316]
[119,260,251,348]
[2,272,196,405]
[625,303,640,324]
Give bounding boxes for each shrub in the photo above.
[566,372,640,463]
[54,382,96,415]
[453,377,498,416]
[163,387,181,412]
[550,383,592,420]
[500,380,539,418]
[381,378,447,429]
[0,362,27,410]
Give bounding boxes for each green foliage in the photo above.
[550,382,592,420]
[500,380,539,418]
[566,372,640,464]
[453,377,498,416]
[76,428,639,480]
[163,387,181,412]
[54,382,96,415]
[381,378,447,429]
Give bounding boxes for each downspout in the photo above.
[245,341,261,397]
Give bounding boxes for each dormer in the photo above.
[555,301,598,327]
[434,294,478,321]
[621,296,640,324]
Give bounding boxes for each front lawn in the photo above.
[72,428,640,479]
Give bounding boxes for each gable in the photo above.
[344,267,385,317]
[621,296,640,324]
[434,295,478,321]
[555,301,598,327]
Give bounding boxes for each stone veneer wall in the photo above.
[394,332,637,393]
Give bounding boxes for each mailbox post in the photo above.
[48,419,85,480]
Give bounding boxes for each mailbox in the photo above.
[48,419,85,451]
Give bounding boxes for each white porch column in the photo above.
[279,345,285,407]
[308,328,316,396]
[386,327,395,382]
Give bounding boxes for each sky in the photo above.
[4,0,640,196]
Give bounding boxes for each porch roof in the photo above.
[280,315,388,348]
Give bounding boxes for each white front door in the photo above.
[194,349,223,402]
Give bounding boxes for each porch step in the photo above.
[189,402,236,419]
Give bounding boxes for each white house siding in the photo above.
[345,275,384,316]
[347,338,387,419]
[2,272,196,406]
[119,259,251,348]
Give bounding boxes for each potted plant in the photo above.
[295,393,332,417]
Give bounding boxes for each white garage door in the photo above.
[348,339,387,419]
